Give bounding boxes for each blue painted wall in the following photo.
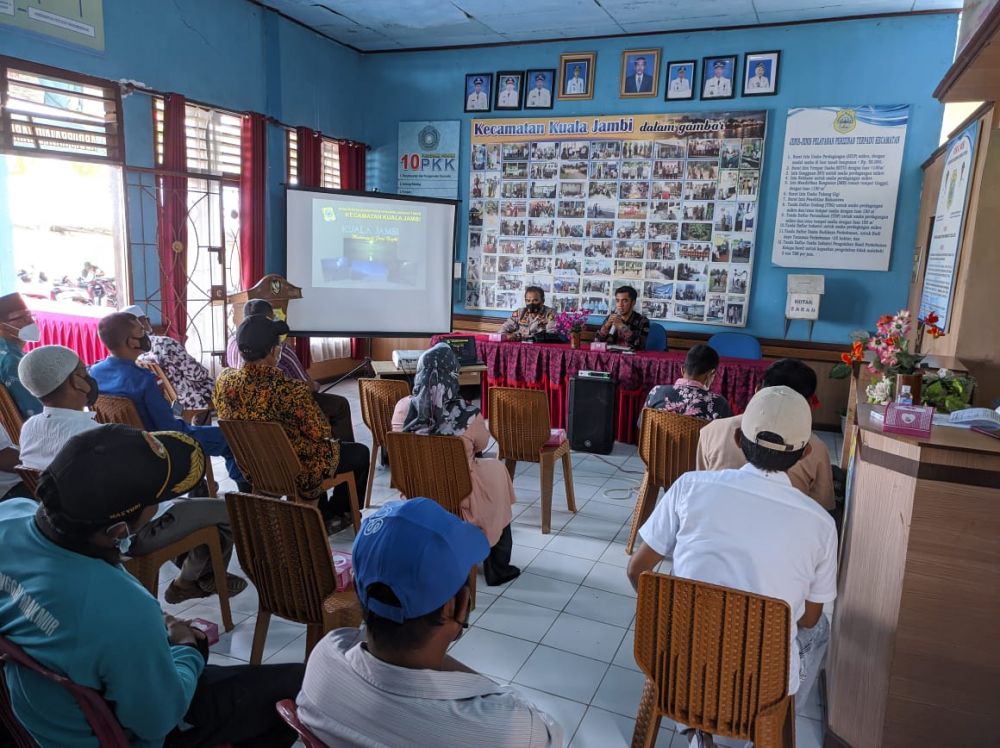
[360,13,958,344]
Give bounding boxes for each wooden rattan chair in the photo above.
[0,384,24,446]
[625,409,708,554]
[383,430,481,608]
[13,465,40,499]
[224,492,362,664]
[357,377,410,507]
[487,387,576,534]
[632,572,795,748]
[94,394,218,497]
[219,419,361,532]
[137,359,212,424]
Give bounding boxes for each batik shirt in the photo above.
[139,335,214,410]
[498,306,558,339]
[595,312,650,350]
[644,377,733,421]
[226,338,310,382]
[213,365,339,497]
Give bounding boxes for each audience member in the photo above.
[298,499,562,746]
[0,292,42,418]
[643,344,733,421]
[0,426,304,747]
[696,358,835,510]
[122,305,214,416]
[0,424,23,502]
[499,286,558,341]
[17,344,245,603]
[225,300,355,441]
[595,285,650,350]
[392,343,520,585]
[90,313,247,488]
[627,386,837,743]
[214,314,370,530]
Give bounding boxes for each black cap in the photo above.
[243,298,273,318]
[37,425,206,525]
[237,314,289,360]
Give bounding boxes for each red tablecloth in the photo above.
[25,308,108,365]
[432,334,770,444]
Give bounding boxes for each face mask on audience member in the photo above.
[16,322,41,343]
[132,334,152,353]
[78,372,100,408]
[107,521,136,554]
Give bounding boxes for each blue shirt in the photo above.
[0,338,41,419]
[0,499,205,747]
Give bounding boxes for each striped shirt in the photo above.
[297,628,564,747]
[226,337,310,382]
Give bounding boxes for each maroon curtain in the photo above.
[157,94,188,342]
[296,127,322,187]
[339,140,367,358]
[239,112,267,291]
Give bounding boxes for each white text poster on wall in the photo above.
[919,120,980,330]
[397,121,460,199]
[465,111,767,327]
[772,106,909,270]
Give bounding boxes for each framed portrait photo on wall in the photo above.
[742,51,780,96]
[524,68,555,109]
[558,52,596,100]
[701,55,737,100]
[495,71,525,110]
[464,72,493,113]
[619,48,660,98]
[665,59,696,100]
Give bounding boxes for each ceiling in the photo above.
[254,0,962,52]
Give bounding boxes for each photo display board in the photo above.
[465,111,767,326]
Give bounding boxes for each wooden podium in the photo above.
[227,274,302,327]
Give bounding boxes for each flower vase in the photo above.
[895,373,922,405]
[570,331,581,349]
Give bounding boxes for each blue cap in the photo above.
[352,499,490,623]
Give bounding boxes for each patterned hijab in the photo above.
[402,343,480,435]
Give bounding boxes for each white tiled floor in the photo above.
[163,380,829,747]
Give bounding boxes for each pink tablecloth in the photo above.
[432,334,770,444]
[25,309,108,365]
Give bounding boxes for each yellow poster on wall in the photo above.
[466,111,767,327]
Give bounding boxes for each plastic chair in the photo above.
[488,387,577,534]
[137,359,212,424]
[0,633,131,747]
[357,377,410,507]
[219,419,361,532]
[224,492,362,664]
[707,332,762,360]
[13,465,40,498]
[275,699,326,748]
[383,430,478,608]
[0,383,24,446]
[625,409,708,554]
[94,394,218,496]
[645,323,668,352]
[631,572,795,748]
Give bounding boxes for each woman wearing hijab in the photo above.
[391,343,520,586]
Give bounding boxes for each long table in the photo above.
[432,335,770,444]
[24,299,110,365]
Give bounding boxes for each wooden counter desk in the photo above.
[825,405,1000,747]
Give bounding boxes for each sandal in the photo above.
[196,573,249,598]
[164,579,212,604]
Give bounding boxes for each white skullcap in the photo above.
[121,304,146,318]
[18,345,81,398]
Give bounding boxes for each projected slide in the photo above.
[312,200,428,290]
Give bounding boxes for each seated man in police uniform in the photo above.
[498,286,558,341]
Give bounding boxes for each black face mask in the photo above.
[133,335,152,353]
[526,303,542,314]
[81,374,100,408]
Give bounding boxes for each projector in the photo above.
[392,350,424,372]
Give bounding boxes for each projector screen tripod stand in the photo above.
[321,336,374,390]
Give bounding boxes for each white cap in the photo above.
[121,304,146,319]
[17,345,81,398]
[740,386,811,452]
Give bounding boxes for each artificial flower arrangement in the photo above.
[554,309,591,348]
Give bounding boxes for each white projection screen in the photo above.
[286,188,458,336]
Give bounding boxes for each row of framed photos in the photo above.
[464,49,781,112]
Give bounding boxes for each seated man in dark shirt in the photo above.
[643,344,733,421]
[594,285,650,350]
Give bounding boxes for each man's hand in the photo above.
[164,614,203,647]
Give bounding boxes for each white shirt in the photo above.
[638,464,837,694]
[526,87,550,107]
[703,76,731,97]
[0,425,18,496]
[466,91,488,110]
[18,407,100,470]
[566,77,585,94]
[298,628,563,747]
[746,74,770,91]
[498,89,518,106]
[669,77,691,95]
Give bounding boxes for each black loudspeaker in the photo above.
[568,376,616,454]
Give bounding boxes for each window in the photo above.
[154,97,242,176]
[0,56,122,163]
[285,128,341,188]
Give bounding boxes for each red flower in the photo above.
[840,352,853,365]
[851,340,864,359]
[878,315,893,326]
